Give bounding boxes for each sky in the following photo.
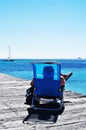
[0,0,86,59]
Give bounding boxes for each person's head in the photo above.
[43,66,54,79]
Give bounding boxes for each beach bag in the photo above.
[25,87,34,105]
[26,94,33,105]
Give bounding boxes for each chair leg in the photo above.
[31,96,40,107]
[53,115,58,123]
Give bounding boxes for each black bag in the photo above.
[25,87,34,105]
[25,94,33,105]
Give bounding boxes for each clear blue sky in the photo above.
[0,0,86,59]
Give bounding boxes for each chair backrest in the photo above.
[31,62,62,97]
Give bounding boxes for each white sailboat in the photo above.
[4,45,14,61]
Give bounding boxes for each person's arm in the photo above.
[30,79,34,86]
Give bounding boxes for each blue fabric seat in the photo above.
[31,62,63,99]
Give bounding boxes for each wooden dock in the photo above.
[0,73,86,130]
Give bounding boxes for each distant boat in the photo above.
[78,57,82,59]
[4,45,14,61]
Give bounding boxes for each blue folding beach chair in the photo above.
[24,62,64,123]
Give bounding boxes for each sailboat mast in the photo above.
[8,44,11,60]
[4,44,14,61]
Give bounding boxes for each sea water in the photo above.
[0,59,86,95]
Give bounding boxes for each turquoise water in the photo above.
[0,59,86,95]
